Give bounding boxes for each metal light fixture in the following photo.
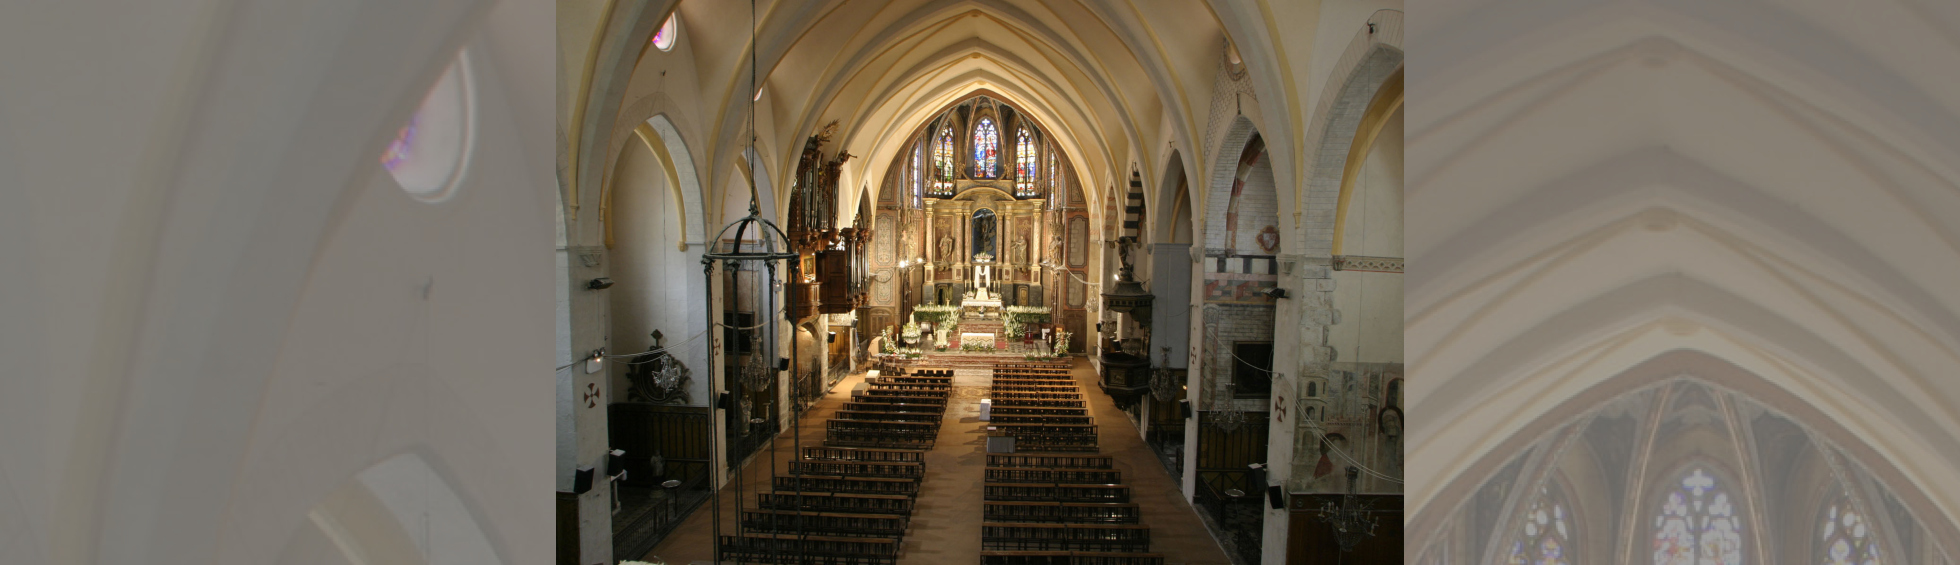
[1317,466,1380,551]
[1211,381,1248,432]
[1150,347,1179,401]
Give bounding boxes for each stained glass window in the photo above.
[974,117,998,178]
[1653,468,1744,565]
[1047,148,1060,209]
[1820,493,1882,565]
[912,143,924,207]
[931,125,954,197]
[1507,485,1574,565]
[1015,126,1037,197]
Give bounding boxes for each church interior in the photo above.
[557,1,1403,564]
[13,1,1960,565]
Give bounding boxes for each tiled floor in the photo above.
[643,357,1232,565]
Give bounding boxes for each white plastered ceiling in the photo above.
[1405,0,1960,556]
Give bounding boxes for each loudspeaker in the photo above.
[1268,486,1286,509]
[777,357,791,370]
[1179,399,1193,419]
[607,449,626,479]
[718,392,733,410]
[572,466,595,494]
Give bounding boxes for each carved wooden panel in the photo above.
[1068,216,1088,267]
[875,214,896,266]
[873,269,894,305]
[1068,273,1085,308]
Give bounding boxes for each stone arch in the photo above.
[1156,149,1192,245]
[1299,11,1404,258]
[645,114,707,244]
[1414,350,1960,565]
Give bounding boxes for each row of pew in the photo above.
[982,362,1163,565]
[990,363,1098,452]
[716,367,953,565]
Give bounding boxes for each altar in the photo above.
[960,287,1003,318]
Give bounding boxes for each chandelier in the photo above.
[1210,381,1248,432]
[1150,347,1178,401]
[1316,467,1380,551]
[738,329,774,390]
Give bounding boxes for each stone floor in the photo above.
[643,356,1232,565]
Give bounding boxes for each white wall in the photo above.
[608,141,712,405]
[1328,108,1404,365]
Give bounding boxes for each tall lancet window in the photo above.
[1653,468,1744,565]
[911,143,924,207]
[1820,492,1882,565]
[1015,125,1038,197]
[1047,148,1060,209]
[1507,483,1575,565]
[973,117,999,178]
[931,125,955,197]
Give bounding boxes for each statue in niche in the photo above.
[1379,405,1403,476]
[938,234,954,262]
[971,209,998,259]
[1012,237,1028,266]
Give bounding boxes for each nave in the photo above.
[645,359,1231,565]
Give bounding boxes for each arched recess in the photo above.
[607,125,711,404]
[644,114,707,245]
[1411,350,1957,565]
[1299,11,1403,257]
[1197,117,1280,408]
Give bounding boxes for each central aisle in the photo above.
[646,358,1232,565]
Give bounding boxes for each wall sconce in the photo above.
[584,349,605,374]
[587,277,615,290]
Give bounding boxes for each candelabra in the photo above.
[1150,347,1179,401]
[1316,467,1380,551]
[1210,381,1248,432]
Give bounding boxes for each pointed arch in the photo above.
[973,116,1000,179]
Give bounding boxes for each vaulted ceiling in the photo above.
[559,0,1341,243]
[1406,0,1960,557]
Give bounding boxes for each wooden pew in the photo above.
[789,460,925,480]
[840,401,945,413]
[757,492,915,516]
[988,454,1114,469]
[718,534,899,565]
[984,483,1130,503]
[834,409,942,424]
[984,502,1142,524]
[741,509,909,539]
[984,467,1122,484]
[990,414,1094,426]
[978,551,1166,565]
[981,523,1152,552]
[775,475,921,497]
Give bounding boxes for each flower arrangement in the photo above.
[901,320,922,344]
[1052,330,1073,357]
[879,327,895,353]
[1000,305,1051,337]
[912,303,962,328]
[960,333,997,350]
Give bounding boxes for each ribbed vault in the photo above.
[1408,0,1960,561]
